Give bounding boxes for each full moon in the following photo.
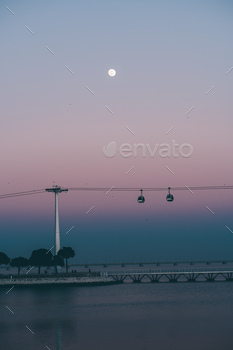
[108,69,116,77]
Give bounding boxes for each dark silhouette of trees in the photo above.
[0,252,10,266]
[29,249,53,274]
[10,257,29,275]
[58,247,75,273]
[53,255,64,273]
[0,247,75,275]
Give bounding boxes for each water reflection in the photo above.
[1,283,233,350]
[55,323,62,350]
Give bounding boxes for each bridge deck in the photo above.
[70,260,233,267]
[107,267,233,275]
[106,267,233,283]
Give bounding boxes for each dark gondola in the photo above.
[166,187,174,202]
[137,189,145,203]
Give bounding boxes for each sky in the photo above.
[0,0,233,263]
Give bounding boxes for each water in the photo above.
[1,281,233,350]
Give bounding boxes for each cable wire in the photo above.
[67,186,233,192]
[0,189,46,199]
[0,185,232,199]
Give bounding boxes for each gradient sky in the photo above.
[1,0,233,262]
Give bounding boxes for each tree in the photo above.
[58,247,75,273]
[29,249,53,274]
[53,255,64,273]
[0,252,10,266]
[10,257,29,275]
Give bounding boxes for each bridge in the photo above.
[106,267,233,283]
[70,259,233,268]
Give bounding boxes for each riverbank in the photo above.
[0,276,117,287]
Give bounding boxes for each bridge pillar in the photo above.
[131,275,144,283]
[185,273,198,282]
[224,273,233,281]
[167,274,180,283]
[110,275,125,283]
[148,274,161,283]
[205,273,216,282]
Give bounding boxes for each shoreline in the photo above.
[0,276,119,287]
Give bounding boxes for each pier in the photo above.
[107,267,233,283]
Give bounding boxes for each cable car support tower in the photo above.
[46,186,68,255]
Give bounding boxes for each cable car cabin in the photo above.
[166,187,174,202]
[137,195,145,203]
[166,193,174,202]
[137,189,145,203]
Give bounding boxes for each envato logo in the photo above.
[103,141,193,158]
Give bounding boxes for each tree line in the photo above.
[0,247,75,274]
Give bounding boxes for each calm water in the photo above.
[1,281,233,350]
